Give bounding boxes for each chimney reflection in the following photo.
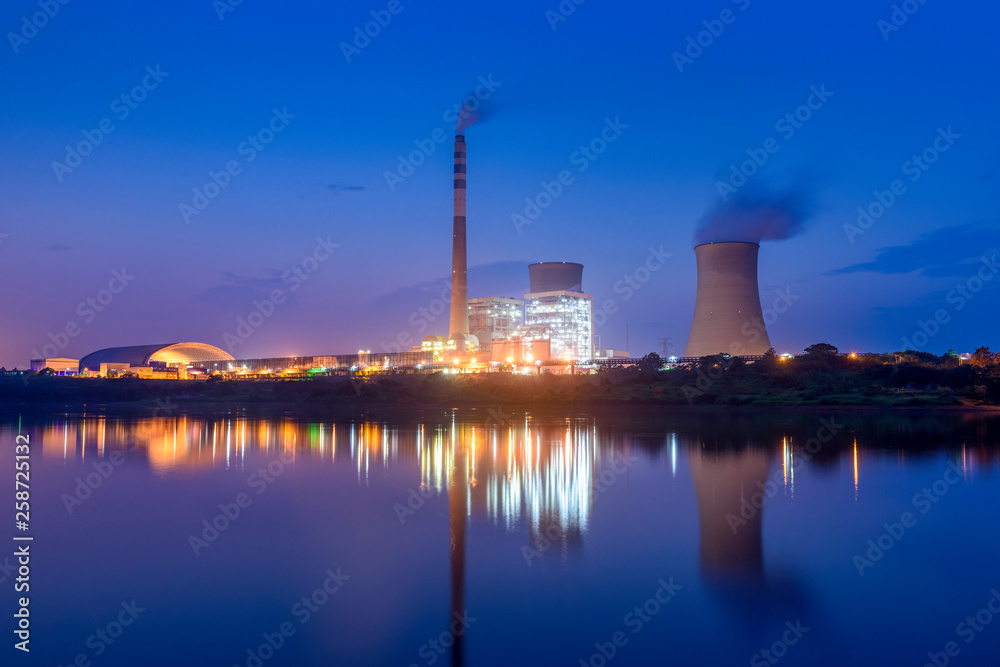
[449,440,468,667]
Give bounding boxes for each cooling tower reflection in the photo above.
[689,447,773,581]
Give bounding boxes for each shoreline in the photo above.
[2,372,997,413]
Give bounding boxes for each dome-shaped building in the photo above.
[78,342,234,374]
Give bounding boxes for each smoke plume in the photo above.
[454,94,497,134]
[694,182,813,246]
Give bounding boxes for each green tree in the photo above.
[971,346,996,367]
[636,352,664,373]
[804,343,839,356]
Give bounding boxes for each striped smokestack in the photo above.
[449,134,469,350]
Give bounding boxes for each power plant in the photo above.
[522,262,593,361]
[449,134,470,352]
[684,242,772,359]
[44,115,790,377]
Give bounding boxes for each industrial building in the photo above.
[30,358,80,375]
[468,297,523,355]
[78,342,235,378]
[57,133,624,379]
[441,135,598,363]
[522,262,594,361]
[684,242,772,358]
[74,344,437,378]
[202,350,434,374]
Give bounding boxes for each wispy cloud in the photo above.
[830,221,1000,278]
[323,184,365,193]
[190,270,291,307]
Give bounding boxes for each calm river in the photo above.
[2,408,998,666]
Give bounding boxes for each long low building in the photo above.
[200,350,435,374]
[76,343,436,377]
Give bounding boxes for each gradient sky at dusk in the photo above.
[1,0,998,367]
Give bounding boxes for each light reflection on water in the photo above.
[4,409,1000,666]
[36,414,620,540]
[28,411,999,541]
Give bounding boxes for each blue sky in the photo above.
[1,0,997,366]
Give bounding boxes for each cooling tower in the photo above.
[528,262,584,293]
[684,242,772,358]
[449,135,469,350]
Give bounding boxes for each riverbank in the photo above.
[2,367,997,409]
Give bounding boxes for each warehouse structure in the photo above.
[77,342,235,377]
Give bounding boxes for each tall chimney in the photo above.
[449,134,469,351]
[684,242,772,358]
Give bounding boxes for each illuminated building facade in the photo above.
[523,291,594,361]
[468,297,523,354]
[492,337,550,364]
[78,342,234,374]
[29,358,80,375]
[201,350,435,374]
[518,262,594,361]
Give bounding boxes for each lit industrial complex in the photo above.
[27,130,782,380]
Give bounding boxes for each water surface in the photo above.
[2,408,998,666]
